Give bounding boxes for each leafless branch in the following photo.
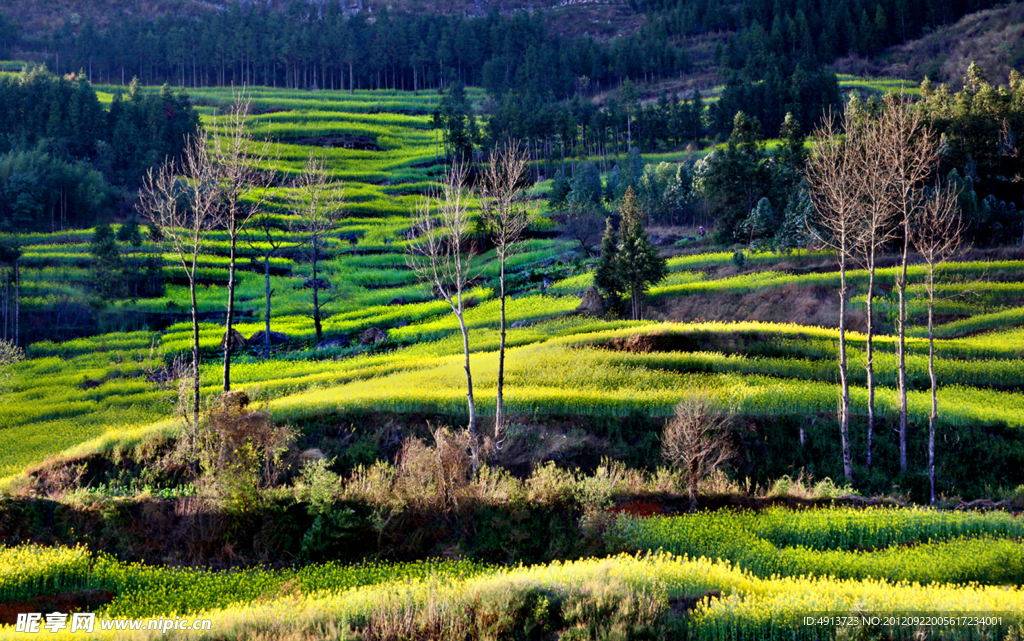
[294,152,345,342]
[662,391,736,512]
[479,140,538,449]
[406,162,481,471]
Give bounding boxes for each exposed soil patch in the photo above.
[597,329,822,358]
[603,332,699,354]
[649,283,869,332]
[0,590,116,625]
[608,499,665,518]
[282,134,382,151]
[668,591,722,614]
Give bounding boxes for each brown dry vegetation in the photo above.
[880,2,1024,86]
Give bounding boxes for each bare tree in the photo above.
[563,211,604,256]
[806,107,867,482]
[880,93,937,475]
[661,392,736,512]
[910,182,964,505]
[479,140,537,449]
[245,209,291,359]
[138,134,222,432]
[407,163,481,471]
[211,89,273,391]
[852,115,899,472]
[294,152,344,342]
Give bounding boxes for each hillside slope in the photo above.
[880,2,1024,86]
[1,0,640,37]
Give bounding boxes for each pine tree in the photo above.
[617,187,667,320]
[117,216,144,298]
[548,170,571,210]
[604,165,620,204]
[566,162,603,215]
[594,216,624,314]
[740,197,776,251]
[90,223,127,303]
[779,112,806,169]
[774,190,812,253]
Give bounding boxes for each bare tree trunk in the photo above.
[927,269,937,505]
[897,229,909,474]
[456,308,478,470]
[865,251,876,470]
[264,255,272,359]
[295,153,342,343]
[480,141,535,451]
[313,286,322,340]
[408,163,479,469]
[213,90,271,392]
[878,93,936,476]
[222,236,237,391]
[838,257,853,481]
[495,258,506,440]
[312,238,323,341]
[910,183,962,505]
[189,274,200,429]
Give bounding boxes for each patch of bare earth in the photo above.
[648,282,868,332]
[0,591,115,626]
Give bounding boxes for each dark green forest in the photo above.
[0,68,197,231]
[1,0,1020,237]
[0,0,1008,96]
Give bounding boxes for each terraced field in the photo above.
[4,250,1024,481]
[2,82,1024,641]
[2,506,1023,640]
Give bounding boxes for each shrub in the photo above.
[0,338,24,395]
[661,392,736,512]
[199,390,297,511]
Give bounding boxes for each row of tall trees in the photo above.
[11,6,686,98]
[481,65,840,170]
[545,109,814,248]
[540,76,1018,259]
[919,66,1024,243]
[6,0,996,94]
[138,95,342,434]
[807,94,964,504]
[408,144,538,471]
[702,72,1022,250]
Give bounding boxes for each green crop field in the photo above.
[2,76,1024,641]
[2,511,1023,640]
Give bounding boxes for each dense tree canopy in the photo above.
[0,67,198,230]
[645,0,1003,68]
[4,6,688,98]
[2,0,1000,96]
